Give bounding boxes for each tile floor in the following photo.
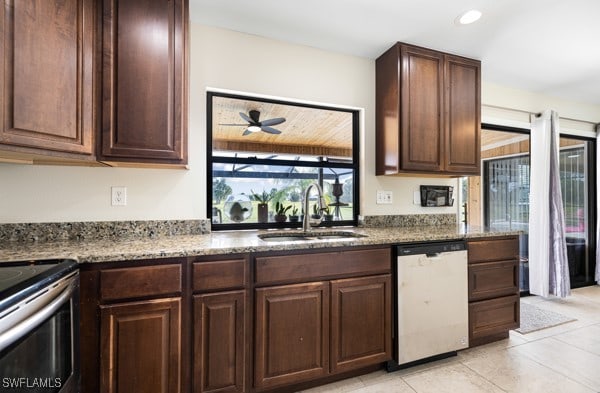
[302,286,600,393]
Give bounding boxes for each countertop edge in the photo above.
[0,227,522,264]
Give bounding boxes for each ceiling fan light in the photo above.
[457,9,482,25]
[247,125,261,132]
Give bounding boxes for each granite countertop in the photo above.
[0,225,520,264]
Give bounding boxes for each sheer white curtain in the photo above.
[529,110,570,297]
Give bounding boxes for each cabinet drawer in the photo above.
[255,248,391,285]
[469,260,518,301]
[469,295,519,341]
[193,259,247,292]
[468,237,519,263]
[100,264,182,301]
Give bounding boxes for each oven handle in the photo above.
[0,277,77,353]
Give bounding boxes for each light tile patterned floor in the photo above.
[302,286,600,393]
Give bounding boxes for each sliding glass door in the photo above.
[463,126,596,291]
[558,138,595,287]
[484,155,530,232]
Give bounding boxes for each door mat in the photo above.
[515,302,576,334]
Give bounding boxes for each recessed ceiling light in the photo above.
[456,9,482,25]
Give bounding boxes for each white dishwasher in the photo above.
[390,241,469,369]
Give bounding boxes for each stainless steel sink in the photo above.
[258,235,315,242]
[258,230,366,242]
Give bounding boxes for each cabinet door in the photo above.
[400,45,444,172]
[101,0,187,164]
[469,294,519,344]
[100,298,181,393]
[194,291,245,393]
[255,282,329,389]
[468,237,519,263]
[469,260,519,301]
[330,275,392,374]
[0,0,94,154]
[444,55,481,174]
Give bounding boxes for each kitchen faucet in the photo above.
[302,182,327,232]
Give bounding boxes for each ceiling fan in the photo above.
[220,110,286,136]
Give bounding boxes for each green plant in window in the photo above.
[250,189,274,204]
[212,178,232,204]
[274,201,290,223]
[311,203,321,219]
[275,201,291,216]
[322,205,334,222]
[288,206,300,223]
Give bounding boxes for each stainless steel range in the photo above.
[0,259,79,393]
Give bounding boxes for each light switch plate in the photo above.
[376,190,393,204]
[111,186,127,206]
[413,191,421,205]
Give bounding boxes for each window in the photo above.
[484,154,530,232]
[207,92,359,230]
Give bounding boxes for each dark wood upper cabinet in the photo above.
[376,42,481,176]
[0,0,95,156]
[444,55,481,174]
[99,0,188,165]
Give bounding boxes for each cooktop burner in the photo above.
[0,264,57,292]
[0,259,78,311]
[0,268,23,282]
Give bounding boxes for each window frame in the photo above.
[206,91,360,231]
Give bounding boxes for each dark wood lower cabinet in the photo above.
[254,282,330,389]
[194,291,245,393]
[467,236,520,347]
[469,294,519,344]
[100,298,181,393]
[468,260,518,301]
[84,248,392,393]
[330,275,392,374]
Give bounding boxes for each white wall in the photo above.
[1,24,599,223]
[191,25,457,217]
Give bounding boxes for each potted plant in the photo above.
[274,201,291,223]
[288,206,300,223]
[311,203,321,219]
[322,205,334,223]
[251,189,273,223]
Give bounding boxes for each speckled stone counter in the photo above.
[0,219,210,242]
[0,225,520,264]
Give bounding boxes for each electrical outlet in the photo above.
[376,190,393,204]
[111,187,127,206]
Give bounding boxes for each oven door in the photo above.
[0,273,80,393]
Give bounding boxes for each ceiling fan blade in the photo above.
[260,126,282,134]
[219,123,248,126]
[260,117,286,127]
[239,112,253,124]
[249,110,261,123]
[242,129,252,136]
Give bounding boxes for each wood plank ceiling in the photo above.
[211,96,353,158]
[481,129,582,160]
